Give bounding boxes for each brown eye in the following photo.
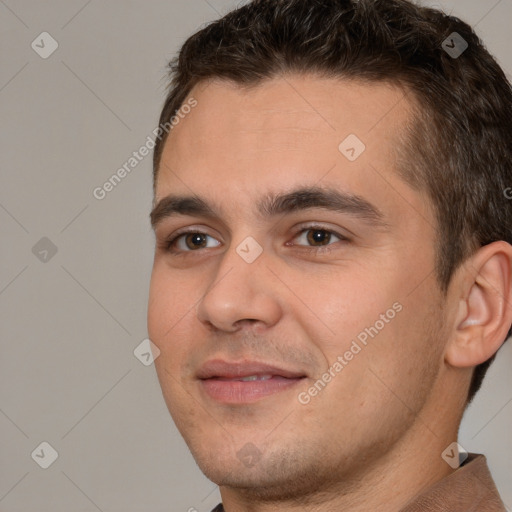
[292,227,345,249]
[166,231,221,252]
[184,233,208,250]
[306,229,333,246]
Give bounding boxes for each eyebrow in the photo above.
[150,186,389,230]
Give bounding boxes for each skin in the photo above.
[147,75,512,511]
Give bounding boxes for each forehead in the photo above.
[155,75,433,229]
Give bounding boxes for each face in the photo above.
[148,75,449,499]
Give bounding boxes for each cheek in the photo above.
[308,302,443,445]
[301,264,442,395]
[356,292,445,418]
[148,263,198,342]
[147,267,200,391]
[294,266,398,357]
[148,268,198,418]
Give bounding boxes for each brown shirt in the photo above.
[210,453,507,511]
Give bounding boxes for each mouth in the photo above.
[197,360,307,404]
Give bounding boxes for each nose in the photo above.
[196,240,283,334]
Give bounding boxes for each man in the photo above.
[147,0,512,510]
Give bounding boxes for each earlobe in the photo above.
[445,241,512,369]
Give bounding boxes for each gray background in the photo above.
[0,1,511,510]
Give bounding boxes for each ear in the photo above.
[445,241,512,368]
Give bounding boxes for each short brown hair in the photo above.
[153,0,512,403]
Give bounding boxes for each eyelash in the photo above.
[163,224,349,255]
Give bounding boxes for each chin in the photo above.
[187,438,353,503]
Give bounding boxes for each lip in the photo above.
[197,359,307,404]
